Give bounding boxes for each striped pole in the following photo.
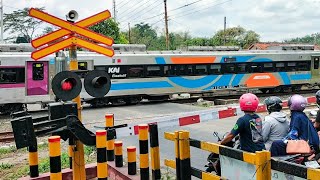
[149,123,161,180]
[106,113,115,161]
[174,131,181,180]
[29,145,39,177]
[49,136,62,180]
[127,146,137,175]
[179,131,191,180]
[139,124,149,180]
[96,130,108,180]
[107,129,115,161]
[114,141,123,167]
[68,137,75,169]
[105,113,114,128]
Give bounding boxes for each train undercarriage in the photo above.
[0,84,318,115]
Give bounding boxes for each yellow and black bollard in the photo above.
[49,136,62,180]
[127,146,137,175]
[68,137,75,169]
[96,130,108,180]
[139,124,149,180]
[106,113,115,161]
[149,123,161,180]
[114,141,123,167]
[107,129,115,161]
[174,131,180,180]
[179,131,191,180]
[29,145,39,177]
[105,113,114,127]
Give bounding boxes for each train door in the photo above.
[26,61,49,96]
[311,56,320,83]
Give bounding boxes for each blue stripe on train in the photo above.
[110,81,173,90]
[110,73,312,90]
[290,73,311,80]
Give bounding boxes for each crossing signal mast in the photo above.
[28,8,115,179]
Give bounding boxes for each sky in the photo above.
[4,0,320,42]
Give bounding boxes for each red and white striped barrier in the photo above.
[114,96,317,138]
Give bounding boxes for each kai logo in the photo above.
[108,67,120,73]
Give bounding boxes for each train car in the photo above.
[75,50,320,106]
[0,46,319,113]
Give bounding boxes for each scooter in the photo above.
[205,131,240,175]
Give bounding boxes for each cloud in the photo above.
[2,0,320,42]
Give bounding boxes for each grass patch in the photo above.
[0,163,14,170]
[3,145,97,179]
[0,146,17,155]
[38,152,70,174]
[2,164,29,180]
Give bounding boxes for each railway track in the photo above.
[22,88,319,114]
[0,131,14,143]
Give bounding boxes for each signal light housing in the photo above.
[52,71,82,101]
[84,70,111,98]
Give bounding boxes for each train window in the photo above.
[297,61,311,71]
[250,63,262,73]
[78,62,88,70]
[0,68,25,84]
[275,62,285,72]
[164,65,178,76]
[178,65,193,76]
[32,63,44,80]
[209,64,221,74]
[194,65,207,75]
[146,65,161,77]
[236,64,247,73]
[127,66,144,78]
[287,62,297,71]
[263,63,274,72]
[314,57,319,69]
[224,64,236,74]
[95,66,106,71]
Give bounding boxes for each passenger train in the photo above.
[0,43,319,114]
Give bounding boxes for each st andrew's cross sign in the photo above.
[29,8,115,60]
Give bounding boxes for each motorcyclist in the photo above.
[262,96,290,150]
[270,94,320,156]
[314,90,320,131]
[220,93,266,153]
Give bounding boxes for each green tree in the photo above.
[129,23,159,50]
[284,33,320,45]
[4,7,45,42]
[89,18,128,44]
[211,26,260,48]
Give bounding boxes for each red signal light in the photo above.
[62,81,73,91]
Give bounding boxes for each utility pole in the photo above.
[113,0,116,21]
[164,0,169,50]
[1,0,3,43]
[224,16,226,45]
[128,22,131,44]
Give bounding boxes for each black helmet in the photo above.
[316,90,320,107]
[264,96,283,113]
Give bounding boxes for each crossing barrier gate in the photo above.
[164,130,320,180]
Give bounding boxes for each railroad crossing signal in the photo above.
[29,8,115,60]
[52,70,111,101]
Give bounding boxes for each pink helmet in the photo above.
[239,93,259,112]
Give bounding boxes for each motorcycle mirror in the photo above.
[310,110,317,117]
[213,132,219,137]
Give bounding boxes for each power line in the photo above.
[122,0,162,23]
[118,0,158,21]
[132,0,211,24]
[119,0,150,20]
[118,0,134,9]
[170,0,232,19]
